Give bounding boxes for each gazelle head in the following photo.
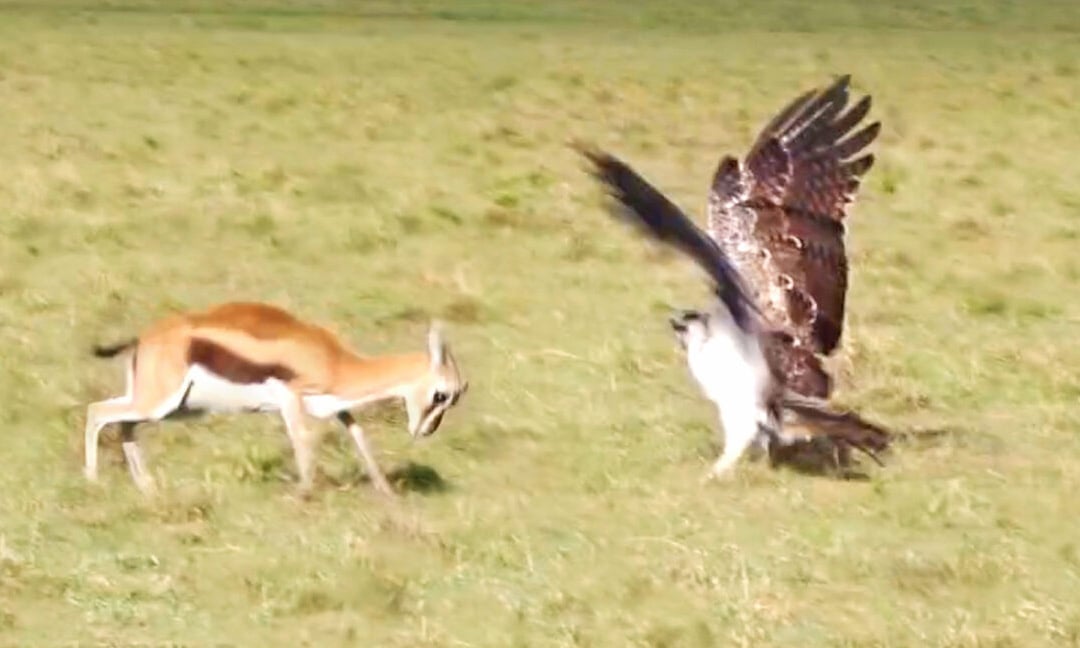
[403,321,468,439]
[669,309,711,351]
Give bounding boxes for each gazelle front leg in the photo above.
[337,411,395,497]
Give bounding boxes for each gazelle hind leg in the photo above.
[84,396,136,481]
[275,385,317,496]
[120,422,156,494]
[83,398,160,492]
[85,353,140,481]
[84,367,194,490]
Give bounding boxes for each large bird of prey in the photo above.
[577,75,890,478]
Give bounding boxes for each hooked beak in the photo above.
[670,309,702,332]
[670,310,702,350]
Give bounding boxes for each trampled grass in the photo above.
[0,1,1078,645]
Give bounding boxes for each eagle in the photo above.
[578,75,890,479]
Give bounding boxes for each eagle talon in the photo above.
[702,464,735,484]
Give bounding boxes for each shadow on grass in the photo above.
[768,425,962,481]
[324,461,451,496]
[891,426,961,448]
[768,437,873,481]
[387,462,450,495]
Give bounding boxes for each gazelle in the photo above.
[84,301,468,496]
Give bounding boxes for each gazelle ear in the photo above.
[427,320,447,368]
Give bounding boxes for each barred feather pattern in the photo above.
[707,75,880,396]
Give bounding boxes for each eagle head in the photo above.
[669,310,710,350]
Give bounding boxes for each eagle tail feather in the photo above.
[779,392,891,466]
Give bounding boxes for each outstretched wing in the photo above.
[578,145,760,333]
[707,74,879,355]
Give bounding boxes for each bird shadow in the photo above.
[767,425,962,481]
[768,437,873,481]
[891,425,961,448]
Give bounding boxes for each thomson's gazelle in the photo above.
[84,301,468,496]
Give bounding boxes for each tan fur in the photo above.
[84,301,467,497]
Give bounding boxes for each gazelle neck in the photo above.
[331,351,430,402]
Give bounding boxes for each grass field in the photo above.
[1,1,1079,645]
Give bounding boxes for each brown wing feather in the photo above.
[752,206,849,354]
[747,88,818,157]
[762,331,831,398]
[707,75,879,369]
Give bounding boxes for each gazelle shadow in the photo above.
[386,462,450,494]
[319,461,450,495]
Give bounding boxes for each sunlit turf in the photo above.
[0,2,1078,645]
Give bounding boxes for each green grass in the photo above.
[1,1,1079,645]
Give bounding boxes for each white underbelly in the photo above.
[302,394,350,419]
[688,334,768,404]
[302,392,395,419]
[180,366,283,414]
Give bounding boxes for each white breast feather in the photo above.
[685,314,772,422]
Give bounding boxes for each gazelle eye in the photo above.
[432,391,448,405]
